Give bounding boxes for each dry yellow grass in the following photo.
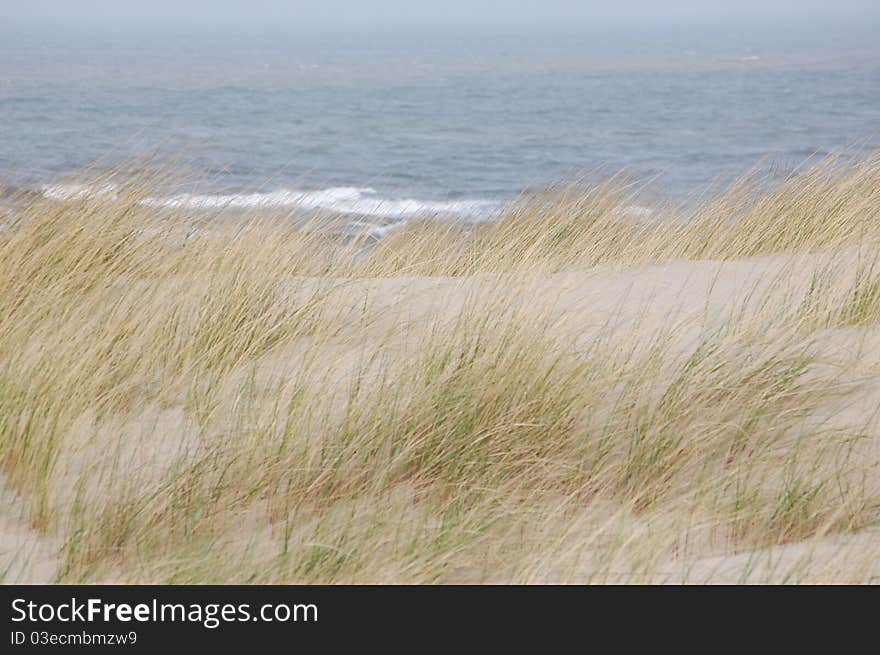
[1,152,879,583]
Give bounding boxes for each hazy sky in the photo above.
[6,1,880,33]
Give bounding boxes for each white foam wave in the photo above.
[40,183,657,226]
[141,187,498,219]
[345,219,405,238]
[41,183,497,220]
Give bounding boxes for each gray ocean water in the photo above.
[1,26,879,220]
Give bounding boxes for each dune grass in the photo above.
[1,152,879,583]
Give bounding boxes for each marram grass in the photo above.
[1,152,879,583]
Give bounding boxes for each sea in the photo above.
[1,23,878,226]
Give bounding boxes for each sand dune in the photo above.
[5,253,879,583]
[2,156,880,583]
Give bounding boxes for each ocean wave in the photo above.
[42,183,498,220]
[39,183,652,224]
[140,187,498,219]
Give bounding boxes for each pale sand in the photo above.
[0,479,62,584]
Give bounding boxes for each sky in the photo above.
[5,0,880,34]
